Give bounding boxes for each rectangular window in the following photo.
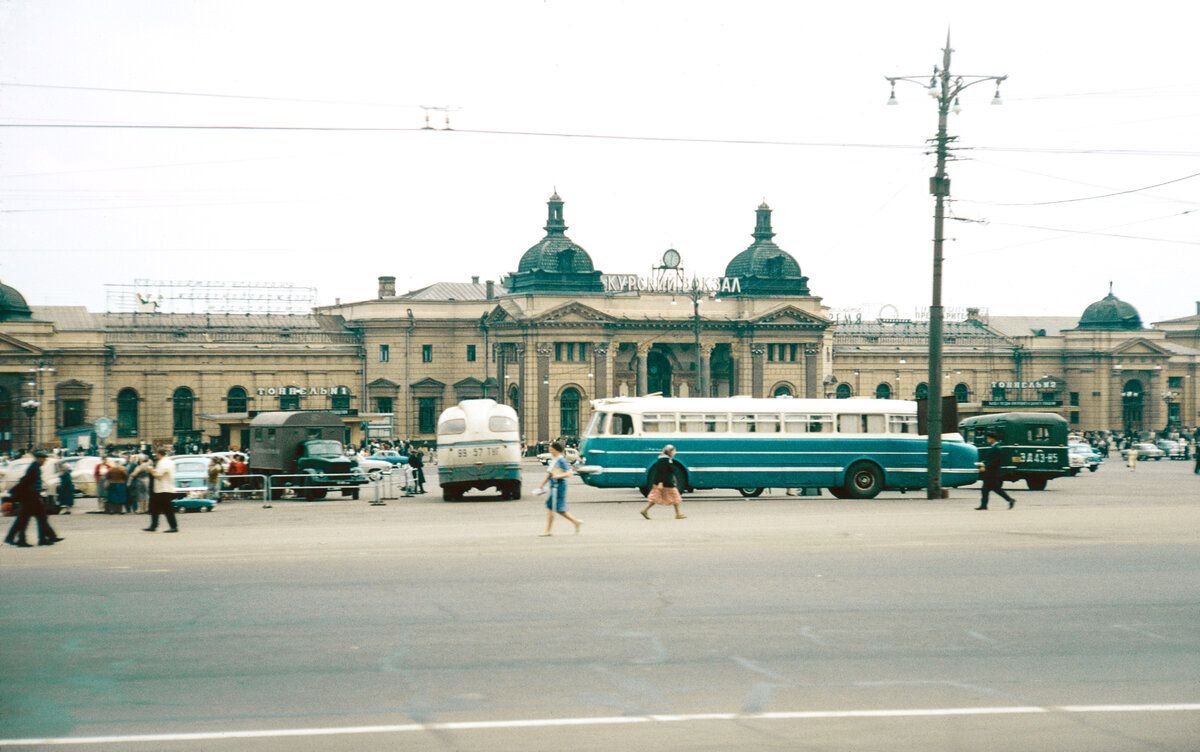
[418,398,437,433]
[642,413,677,433]
[578,342,587,361]
[681,413,727,432]
[1026,426,1052,444]
[379,344,389,362]
[374,397,393,413]
[566,342,575,362]
[422,344,433,363]
[1070,411,1080,425]
[555,343,563,361]
[279,394,300,411]
[466,344,477,362]
[789,344,799,362]
[611,413,635,435]
[887,415,917,434]
[330,393,351,412]
[807,415,834,433]
[767,345,776,362]
[1168,376,1183,389]
[1069,391,1080,406]
[754,414,780,434]
[783,414,809,434]
[838,414,886,433]
[61,399,86,428]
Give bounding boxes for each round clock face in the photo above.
[662,248,681,269]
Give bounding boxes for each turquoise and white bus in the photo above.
[436,399,523,501]
[576,396,979,499]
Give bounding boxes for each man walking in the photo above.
[144,447,179,533]
[4,451,63,547]
[976,431,1016,511]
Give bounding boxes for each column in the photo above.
[804,347,819,399]
[536,343,551,443]
[750,345,765,398]
[495,345,507,405]
[698,344,712,399]
[593,342,609,400]
[636,342,649,396]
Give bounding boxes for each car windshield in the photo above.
[307,440,344,457]
[174,460,208,475]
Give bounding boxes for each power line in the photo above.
[968,157,1200,206]
[963,169,1200,206]
[0,122,422,133]
[956,212,1200,246]
[0,81,423,109]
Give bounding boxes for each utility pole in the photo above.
[887,33,1006,499]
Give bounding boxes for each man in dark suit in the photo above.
[4,451,63,547]
[976,431,1016,511]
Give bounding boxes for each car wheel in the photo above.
[738,487,765,498]
[1088,466,1098,472]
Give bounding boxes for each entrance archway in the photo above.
[1121,379,1144,432]
[647,349,673,396]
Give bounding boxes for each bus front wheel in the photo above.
[843,462,882,500]
[738,488,764,498]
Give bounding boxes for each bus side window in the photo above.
[612,413,634,435]
[837,414,862,433]
[888,415,916,434]
[864,414,886,433]
[592,412,608,435]
[783,414,808,433]
[732,414,756,433]
[809,415,833,433]
[643,413,677,433]
[755,414,780,433]
[705,414,727,433]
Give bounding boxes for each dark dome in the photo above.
[1078,289,1141,330]
[0,280,33,321]
[517,238,596,274]
[723,202,810,296]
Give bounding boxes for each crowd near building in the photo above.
[2,193,1198,453]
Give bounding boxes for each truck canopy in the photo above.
[250,411,346,472]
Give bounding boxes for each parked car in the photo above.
[60,455,105,497]
[1155,439,1185,460]
[1123,443,1165,461]
[537,447,581,465]
[1,457,64,513]
[171,455,214,493]
[365,450,409,466]
[1067,442,1101,474]
[356,455,395,479]
[173,492,215,513]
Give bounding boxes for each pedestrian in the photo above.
[94,457,109,512]
[104,460,129,514]
[975,431,1017,511]
[640,444,687,520]
[207,456,223,501]
[1126,443,1138,471]
[57,462,76,514]
[144,447,179,533]
[4,451,64,547]
[408,449,425,494]
[129,455,153,513]
[537,441,582,536]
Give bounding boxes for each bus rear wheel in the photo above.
[843,462,882,500]
[738,488,764,498]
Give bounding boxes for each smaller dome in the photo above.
[0,280,33,321]
[1078,288,1141,330]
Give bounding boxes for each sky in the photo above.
[1,0,1199,323]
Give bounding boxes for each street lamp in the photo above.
[886,32,1006,499]
[20,399,39,450]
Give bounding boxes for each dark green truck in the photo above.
[249,411,366,500]
[959,412,1071,491]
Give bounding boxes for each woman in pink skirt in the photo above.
[641,444,686,520]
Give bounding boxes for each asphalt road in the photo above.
[2,458,1198,751]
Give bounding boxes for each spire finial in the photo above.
[1109,280,1113,296]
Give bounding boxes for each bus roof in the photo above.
[590,396,917,414]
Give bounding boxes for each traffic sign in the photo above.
[94,416,114,439]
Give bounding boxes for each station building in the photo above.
[1,192,1198,452]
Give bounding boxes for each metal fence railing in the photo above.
[213,469,424,508]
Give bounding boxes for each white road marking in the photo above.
[4,704,1199,746]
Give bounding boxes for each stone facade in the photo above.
[2,197,1198,452]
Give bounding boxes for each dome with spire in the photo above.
[0,280,33,321]
[1077,285,1142,330]
[507,192,603,294]
[723,202,810,296]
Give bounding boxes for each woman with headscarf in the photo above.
[640,444,686,520]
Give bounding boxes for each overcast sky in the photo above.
[2,0,1199,323]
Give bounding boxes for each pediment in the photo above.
[1112,338,1171,357]
[0,333,44,355]
[410,377,446,389]
[751,305,829,326]
[533,301,616,324]
[368,377,400,388]
[453,377,484,389]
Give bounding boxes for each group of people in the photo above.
[4,447,186,548]
[536,441,686,536]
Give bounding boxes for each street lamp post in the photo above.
[886,33,1006,499]
[688,286,706,398]
[20,399,39,450]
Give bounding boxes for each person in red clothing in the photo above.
[226,453,249,498]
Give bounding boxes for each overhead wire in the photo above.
[961,168,1200,206]
[0,81,423,109]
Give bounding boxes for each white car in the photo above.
[2,456,62,502]
[537,447,581,465]
[355,456,394,479]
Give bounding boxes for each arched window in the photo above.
[172,387,194,433]
[508,384,520,412]
[773,384,794,397]
[330,387,351,412]
[117,388,139,437]
[914,382,929,400]
[835,383,852,399]
[560,387,581,438]
[991,384,1006,401]
[953,383,970,403]
[226,386,248,414]
[279,391,300,411]
[875,383,892,400]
